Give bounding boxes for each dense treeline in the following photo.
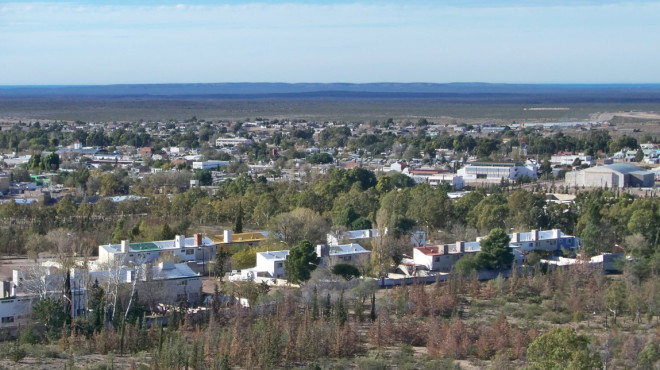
[3,166,660,271]
[1,120,652,164]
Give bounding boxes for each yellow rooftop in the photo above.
[210,231,268,244]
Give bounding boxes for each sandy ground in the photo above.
[591,111,660,121]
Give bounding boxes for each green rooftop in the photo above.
[129,242,160,252]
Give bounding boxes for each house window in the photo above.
[177,280,187,286]
[276,262,283,268]
[1,316,14,323]
[434,256,440,262]
[186,249,194,255]
[343,256,352,261]
[129,254,134,257]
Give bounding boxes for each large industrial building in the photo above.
[565,163,654,188]
[457,161,538,184]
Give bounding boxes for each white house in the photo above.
[0,267,88,336]
[427,174,465,189]
[412,245,465,272]
[327,229,426,248]
[241,250,290,280]
[215,137,253,147]
[550,153,594,166]
[192,160,229,170]
[89,261,202,306]
[410,229,581,271]
[316,243,371,267]
[97,234,216,275]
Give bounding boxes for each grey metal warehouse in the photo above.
[565,163,655,188]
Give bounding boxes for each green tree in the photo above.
[638,341,660,370]
[311,286,320,320]
[284,239,320,284]
[214,249,229,279]
[455,254,480,276]
[28,153,42,170]
[606,280,627,324]
[334,204,359,228]
[350,217,372,230]
[268,208,329,246]
[476,228,513,270]
[335,290,347,325]
[42,153,60,171]
[192,169,212,186]
[635,148,645,162]
[88,279,105,331]
[32,297,68,336]
[628,208,658,247]
[527,328,602,370]
[331,263,361,281]
[541,159,553,179]
[233,203,244,233]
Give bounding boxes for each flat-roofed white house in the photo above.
[97,234,216,275]
[413,245,465,272]
[327,229,426,248]
[89,261,202,306]
[550,152,594,166]
[427,174,465,189]
[409,229,581,272]
[316,243,371,267]
[237,250,290,280]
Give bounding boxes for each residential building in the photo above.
[565,163,654,188]
[316,243,371,267]
[426,173,465,189]
[412,245,464,272]
[0,267,88,336]
[410,229,581,272]
[550,152,594,166]
[215,137,253,147]
[97,234,216,275]
[192,160,229,170]
[239,250,290,280]
[327,229,426,248]
[89,261,202,306]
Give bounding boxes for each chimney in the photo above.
[143,263,153,281]
[175,235,185,249]
[458,241,465,253]
[316,244,329,258]
[194,233,203,247]
[121,240,130,253]
[223,230,232,244]
[443,245,449,255]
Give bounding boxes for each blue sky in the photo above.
[1,1,659,85]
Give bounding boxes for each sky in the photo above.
[1,0,659,85]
